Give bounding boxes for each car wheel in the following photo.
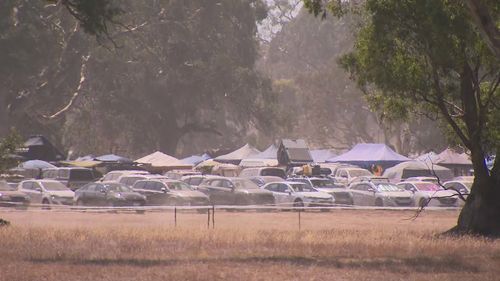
[419,198,428,207]
[375,198,383,207]
[135,202,146,214]
[41,199,51,210]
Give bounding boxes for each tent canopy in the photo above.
[383,161,453,183]
[214,144,260,164]
[310,149,337,163]
[327,143,409,166]
[18,135,65,162]
[435,149,472,165]
[252,144,278,159]
[136,151,192,168]
[18,160,56,170]
[181,153,211,165]
[95,154,133,163]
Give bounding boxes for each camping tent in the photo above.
[19,160,56,170]
[136,151,192,170]
[95,154,133,163]
[327,143,409,169]
[383,161,453,183]
[417,148,472,176]
[17,135,65,162]
[252,144,278,159]
[310,149,337,163]
[214,144,260,165]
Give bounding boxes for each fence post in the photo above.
[174,206,177,227]
[207,206,211,229]
[212,205,215,229]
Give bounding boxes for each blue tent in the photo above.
[94,154,133,163]
[327,143,409,168]
[19,160,56,170]
[252,144,278,159]
[310,149,337,163]
[181,153,211,165]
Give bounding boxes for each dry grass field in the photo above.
[0,209,499,281]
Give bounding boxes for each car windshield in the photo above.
[290,183,316,192]
[166,181,192,191]
[376,183,404,192]
[70,169,94,181]
[462,182,473,189]
[42,182,70,191]
[232,179,260,190]
[0,181,15,191]
[349,169,372,177]
[415,182,442,191]
[310,179,341,188]
[105,184,132,192]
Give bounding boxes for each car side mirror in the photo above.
[35,187,42,193]
[100,189,106,194]
[161,187,168,193]
[367,188,375,193]
[288,191,292,195]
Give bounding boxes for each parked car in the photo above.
[132,179,209,206]
[397,181,459,207]
[42,167,96,191]
[0,180,30,209]
[181,175,217,188]
[18,179,74,207]
[334,167,372,184]
[349,181,414,207]
[443,180,472,195]
[239,167,286,179]
[164,170,201,180]
[288,176,353,205]
[404,176,439,183]
[101,170,150,182]
[249,176,285,187]
[197,177,275,206]
[262,181,334,208]
[74,182,146,211]
[118,174,167,188]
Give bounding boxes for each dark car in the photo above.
[197,177,275,206]
[132,179,210,206]
[74,182,146,211]
[0,180,30,209]
[42,167,96,191]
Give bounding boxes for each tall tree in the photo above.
[305,0,500,235]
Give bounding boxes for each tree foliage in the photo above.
[0,129,22,173]
[304,0,500,235]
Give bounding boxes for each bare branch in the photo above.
[42,54,91,119]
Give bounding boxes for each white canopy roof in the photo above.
[136,151,192,168]
[215,144,261,163]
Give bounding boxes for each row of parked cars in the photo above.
[0,165,472,210]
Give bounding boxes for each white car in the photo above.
[262,181,334,207]
[349,181,414,207]
[398,181,459,207]
[334,167,373,184]
[18,179,74,207]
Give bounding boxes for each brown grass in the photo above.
[0,209,499,281]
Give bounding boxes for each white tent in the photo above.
[252,144,278,159]
[214,144,261,165]
[136,151,192,169]
[383,161,453,183]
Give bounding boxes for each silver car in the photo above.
[398,181,459,207]
[18,179,74,207]
[262,181,334,208]
[349,181,414,207]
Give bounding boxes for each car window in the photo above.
[290,183,315,192]
[134,181,146,189]
[232,179,259,190]
[260,168,285,178]
[190,178,203,185]
[210,180,222,187]
[349,169,372,178]
[106,183,132,192]
[310,179,340,188]
[70,169,94,181]
[166,181,191,191]
[376,183,404,192]
[339,171,348,178]
[83,184,96,191]
[265,183,279,192]
[277,184,290,193]
[22,181,34,190]
[58,169,70,179]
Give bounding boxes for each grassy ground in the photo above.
[0,209,499,281]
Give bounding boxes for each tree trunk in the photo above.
[449,64,500,237]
